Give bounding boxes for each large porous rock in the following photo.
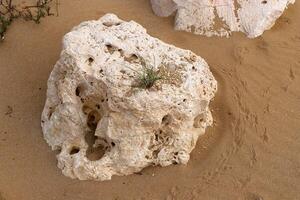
[151,0,295,38]
[41,13,217,181]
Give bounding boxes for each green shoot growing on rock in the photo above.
[136,65,162,89]
[130,57,163,89]
[0,0,56,41]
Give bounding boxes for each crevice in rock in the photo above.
[48,106,54,119]
[172,160,178,165]
[152,149,160,159]
[103,21,122,27]
[82,103,107,161]
[212,3,230,33]
[233,0,242,25]
[124,54,139,63]
[106,44,118,54]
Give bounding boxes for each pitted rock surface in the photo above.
[41,14,217,181]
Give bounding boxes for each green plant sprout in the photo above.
[0,0,57,41]
[129,56,163,89]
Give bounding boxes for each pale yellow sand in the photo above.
[0,0,299,199]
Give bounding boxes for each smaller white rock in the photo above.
[150,0,295,38]
[41,13,217,181]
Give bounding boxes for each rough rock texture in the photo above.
[41,13,217,181]
[150,0,295,38]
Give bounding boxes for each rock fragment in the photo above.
[150,0,295,38]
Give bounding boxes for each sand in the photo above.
[0,0,299,199]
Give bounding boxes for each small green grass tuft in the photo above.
[136,66,162,89]
[0,0,57,41]
[22,0,54,24]
[0,15,12,39]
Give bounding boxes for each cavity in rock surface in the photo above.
[41,13,217,181]
[150,0,295,38]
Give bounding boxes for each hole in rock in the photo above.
[118,49,124,56]
[84,108,106,161]
[70,147,80,155]
[193,113,206,128]
[86,144,106,161]
[87,57,94,65]
[87,110,101,131]
[162,114,172,126]
[96,104,100,109]
[106,44,116,54]
[85,131,106,161]
[75,86,82,97]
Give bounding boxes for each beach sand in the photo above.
[0,0,299,199]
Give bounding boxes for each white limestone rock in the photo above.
[150,0,295,38]
[41,13,217,181]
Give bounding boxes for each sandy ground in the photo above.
[0,0,300,200]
